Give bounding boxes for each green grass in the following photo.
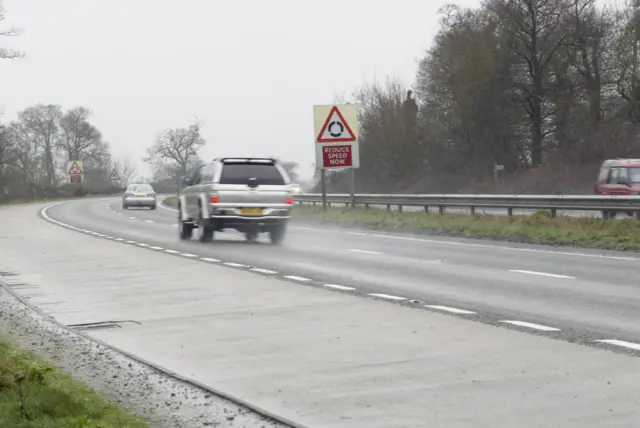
[162,196,177,208]
[0,337,148,428]
[294,205,640,251]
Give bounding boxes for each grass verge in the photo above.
[163,196,177,208]
[293,205,640,251]
[0,337,148,428]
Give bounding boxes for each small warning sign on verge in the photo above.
[66,160,84,184]
[68,161,83,175]
[109,169,121,181]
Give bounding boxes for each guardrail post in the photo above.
[386,204,391,212]
[507,208,513,216]
[424,205,429,213]
[550,208,557,218]
[398,204,403,212]
[470,206,475,215]
[364,203,369,210]
[438,205,444,215]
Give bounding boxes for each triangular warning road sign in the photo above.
[68,161,82,175]
[316,106,356,143]
[109,169,121,181]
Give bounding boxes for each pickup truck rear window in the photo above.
[219,163,285,185]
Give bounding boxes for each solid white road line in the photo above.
[509,269,575,279]
[284,275,310,282]
[594,339,640,351]
[346,248,383,255]
[324,284,356,291]
[500,320,560,332]
[369,293,406,301]
[426,305,476,315]
[251,268,277,274]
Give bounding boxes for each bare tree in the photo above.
[144,119,206,177]
[111,157,137,185]
[57,107,102,161]
[0,1,23,60]
[18,104,62,188]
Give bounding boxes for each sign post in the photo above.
[66,160,84,184]
[313,104,359,211]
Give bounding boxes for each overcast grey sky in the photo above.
[0,0,481,179]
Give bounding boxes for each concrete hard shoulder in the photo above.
[0,203,639,428]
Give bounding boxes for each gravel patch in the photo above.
[0,284,291,428]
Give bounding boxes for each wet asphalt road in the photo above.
[46,197,640,353]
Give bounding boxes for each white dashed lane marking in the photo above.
[324,284,355,291]
[500,320,560,332]
[426,305,476,315]
[149,246,164,250]
[284,275,310,282]
[595,339,640,351]
[251,268,277,274]
[181,253,198,258]
[224,262,245,268]
[145,220,154,223]
[346,249,383,255]
[369,293,406,301]
[201,258,220,263]
[164,249,180,254]
[509,269,575,279]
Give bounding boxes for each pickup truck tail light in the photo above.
[149,193,156,198]
[285,197,294,204]
[210,193,220,203]
[124,193,130,197]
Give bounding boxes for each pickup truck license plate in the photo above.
[239,208,263,215]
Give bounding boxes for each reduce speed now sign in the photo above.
[313,104,360,170]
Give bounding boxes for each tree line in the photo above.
[0,104,141,200]
[323,0,640,194]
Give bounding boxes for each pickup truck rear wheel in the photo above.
[196,210,214,243]
[268,223,286,245]
[178,209,194,240]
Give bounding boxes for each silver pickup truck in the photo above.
[177,158,295,244]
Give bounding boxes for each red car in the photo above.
[595,159,640,195]
[595,159,640,218]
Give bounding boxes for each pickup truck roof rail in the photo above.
[216,157,276,164]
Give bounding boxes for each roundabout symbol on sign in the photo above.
[328,121,344,138]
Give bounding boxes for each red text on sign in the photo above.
[322,145,352,168]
